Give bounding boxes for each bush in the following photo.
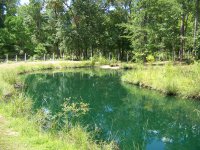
[132,51,145,63]
[184,56,195,65]
[90,55,110,65]
[146,54,155,63]
[34,43,47,57]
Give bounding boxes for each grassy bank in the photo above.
[122,63,200,99]
[0,61,114,150]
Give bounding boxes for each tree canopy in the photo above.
[0,0,199,62]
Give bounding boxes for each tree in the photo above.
[193,0,199,56]
[0,0,19,28]
[0,0,199,62]
[124,0,181,61]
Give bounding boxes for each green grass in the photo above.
[0,61,115,150]
[122,62,200,99]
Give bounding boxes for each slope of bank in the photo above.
[122,63,200,99]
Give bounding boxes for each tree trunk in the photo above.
[193,0,199,56]
[0,0,5,28]
[84,48,88,59]
[180,14,185,61]
[56,42,60,58]
[91,45,94,58]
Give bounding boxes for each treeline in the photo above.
[0,0,199,62]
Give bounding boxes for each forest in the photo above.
[0,0,199,62]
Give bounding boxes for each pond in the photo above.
[24,68,200,150]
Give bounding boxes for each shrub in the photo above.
[146,54,155,63]
[34,43,47,57]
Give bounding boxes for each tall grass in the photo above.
[90,55,119,66]
[0,94,114,150]
[0,61,115,150]
[122,62,200,99]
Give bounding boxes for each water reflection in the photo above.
[24,69,200,150]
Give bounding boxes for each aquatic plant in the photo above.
[34,98,89,132]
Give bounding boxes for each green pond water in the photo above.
[24,68,200,150]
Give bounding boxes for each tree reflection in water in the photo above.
[24,69,200,150]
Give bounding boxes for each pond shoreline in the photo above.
[0,61,115,150]
[1,61,200,149]
[23,65,200,149]
[122,64,200,100]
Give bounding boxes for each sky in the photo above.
[20,0,29,5]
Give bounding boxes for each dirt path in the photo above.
[0,115,29,150]
[100,65,120,69]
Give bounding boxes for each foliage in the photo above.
[0,0,199,62]
[35,98,89,131]
[124,0,200,61]
[0,0,132,60]
[34,43,47,58]
[146,54,155,63]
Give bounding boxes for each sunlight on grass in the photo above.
[122,62,200,99]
